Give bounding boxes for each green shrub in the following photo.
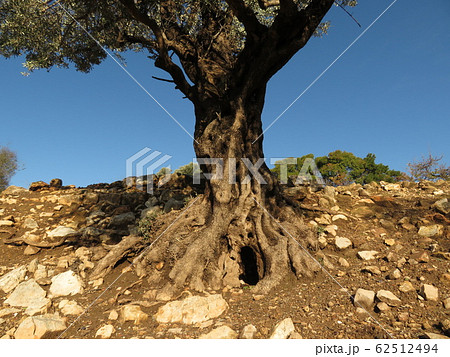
[272,151,402,186]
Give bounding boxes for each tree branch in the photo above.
[232,0,334,98]
[225,0,265,36]
[117,0,196,101]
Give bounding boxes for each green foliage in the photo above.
[272,150,402,186]
[137,210,160,242]
[156,167,172,177]
[0,146,18,192]
[0,1,356,76]
[408,154,450,182]
[174,162,201,176]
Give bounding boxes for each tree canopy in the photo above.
[272,150,402,185]
[0,0,356,103]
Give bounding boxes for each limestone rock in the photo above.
[411,250,430,263]
[4,279,50,315]
[420,332,449,339]
[362,266,381,275]
[0,220,14,227]
[443,297,450,309]
[49,270,83,297]
[432,198,450,215]
[420,284,439,301]
[199,326,238,339]
[0,308,20,318]
[338,257,350,267]
[29,181,50,191]
[332,214,347,222]
[47,226,77,238]
[34,265,48,280]
[95,324,115,339]
[335,237,352,250]
[0,265,27,293]
[14,314,66,339]
[58,300,84,316]
[354,289,375,309]
[108,310,119,320]
[357,251,379,261]
[49,178,63,189]
[351,206,375,218]
[155,294,228,324]
[387,269,402,280]
[24,245,41,256]
[376,290,401,307]
[418,225,444,237]
[376,302,390,312]
[1,186,27,195]
[240,324,257,339]
[23,218,39,229]
[120,304,148,324]
[269,318,295,339]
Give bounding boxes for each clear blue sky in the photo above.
[1,0,449,188]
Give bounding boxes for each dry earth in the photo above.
[0,177,449,339]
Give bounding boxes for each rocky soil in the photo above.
[0,176,449,339]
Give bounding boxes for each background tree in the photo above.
[272,150,402,185]
[408,154,450,182]
[0,146,18,192]
[0,0,356,296]
[174,162,201,176]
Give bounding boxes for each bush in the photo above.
[174,162,201,176]
[0,146,18,192]
[272,151,402,186]
[408,154,450,181]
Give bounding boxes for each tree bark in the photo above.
[132,88,320,300]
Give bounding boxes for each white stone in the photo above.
[34,265,48,280]
[49,270,83,297]
[332,214,348,221]
[376,290,401,307]
[418,225,444,237]
[421,284,439,301]
[95,324,115,339]
[47,226,77,238]
[58,300,84,316]
[23,218,39,229]
[120,305,148,324]
[354,289,375,309]
[399,281,415,293]
[4,279,51,316]
[0,220,13,227]
[199,326,238,339]
[335,237,352,250]
[240,324,257,339]
[155,294,228,324]
[269,318,295,339]
[0,265,27,293]
[357,251,379,261]
[0,308,21,318]
[14,314,66,339]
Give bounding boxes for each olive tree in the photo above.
[1,0,356,296]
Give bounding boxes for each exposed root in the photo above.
[90,235,143,280]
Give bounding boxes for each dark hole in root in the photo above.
[239,246,259,285]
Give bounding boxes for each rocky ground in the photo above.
[0,176,449,339]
